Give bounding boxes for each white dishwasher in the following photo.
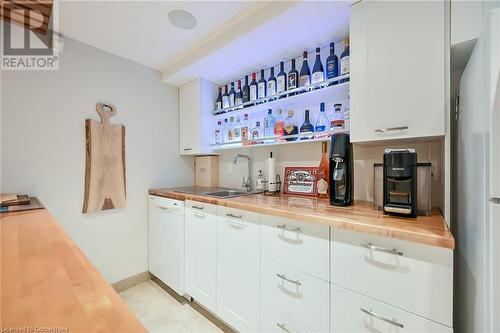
[148,195,185,295]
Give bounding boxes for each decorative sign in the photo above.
[283,167,319,196]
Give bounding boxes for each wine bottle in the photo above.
[222,85,230,109]
[315,102,330,138]
[284,110,298,141]
[299,51,311,87]
[325,42,339,83]
[267,67,277,96]
[235,80,243,105]
[340,37,350,83]
[250,72,258,101]
[216,87,222,110]
[317,141,330,198]
[299,109,314,140]
[242,75,250,103]
[228,82,236,107]
[312,47,324,84]
[288,59,299,94]
[258,69,267,99]
[277,61,287,94]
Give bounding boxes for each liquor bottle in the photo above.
[267,67,277,97]
[241,113,250,145]
[343,96,351,132]
[299,109,314,140]
[264,109,276,138]
[284,110,298,141]
[317,141,330,198]
[235,80,243,105]
[214,120,222,144]
[258,69,267,99]
[251,121,263,143]
[222,85,230,109]
[228,82,236,107]
[274,109,285,141]
[315,102,330,137]
[277,61,287,94]
[227,116,235,142]
[223,118,229,142]
[325,42,339,83]
[234,115,242,141]
[340,37,350,83]
[216,87,222,110]
[330,103,345,131]
[288,59,299,93]
[242,75,250,103]
[250,73,258,101]
[312,47,324,84]
[299,51,311,87]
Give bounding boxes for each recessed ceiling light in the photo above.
[168,9,197,30]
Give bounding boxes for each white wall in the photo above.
[1,36,194,283]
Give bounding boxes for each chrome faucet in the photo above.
[233,153,252,191]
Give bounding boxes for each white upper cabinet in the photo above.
[350,0,446,143]
[179,78,217,155]
[451,0,483,46]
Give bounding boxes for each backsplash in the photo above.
[217,139,444,208]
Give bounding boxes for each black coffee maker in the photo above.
[383,149,417,217]
[329,133,353,206]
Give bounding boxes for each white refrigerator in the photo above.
[457,7,500,333]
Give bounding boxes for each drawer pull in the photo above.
[158,206,169,210]
[226,213,242,219]
[191,205,204,210]
[374,126,409,133]
[183,148,193,151]
[276,322,292,333]
[230,222,247,229]
[276,224,302,233]
[276,273,302,286]
[360,308,404,328]
[362,243,403,256]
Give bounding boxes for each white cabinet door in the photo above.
[350,1,446,142]
[148,196,185,295]
[185,201,217,312]
[216,206,260,332]
[331,284,453,333]
[179,78,217,155]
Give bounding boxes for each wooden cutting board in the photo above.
[83,103,126,213]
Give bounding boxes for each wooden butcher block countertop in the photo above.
[0,209,146,333]
[150,188,455,250]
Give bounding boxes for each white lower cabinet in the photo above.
[261,259,330,333]
[261,303,313,333]
[331,284,452,333]
[216,206,261,332]
[185,201,217,313]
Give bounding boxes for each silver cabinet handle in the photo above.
[226,213,242,219]
[158,206,169,210]
[362,243,403,256]
[276,273,301,286]
[360,308,404,328]
[277,323,292,333]
[230,222,247,229]
[276,224,302,233]
[191,205,204,210]
[183,148,192,151]
[374,126,409,133]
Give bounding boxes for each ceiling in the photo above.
[57,1,259,70]
[56,1,351,87]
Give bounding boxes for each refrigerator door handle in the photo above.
[489,9,500,199]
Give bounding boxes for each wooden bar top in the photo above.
[149,188,455,250]
[1,209,146,333]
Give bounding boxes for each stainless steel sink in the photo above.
[202,190,250,198]
[173,187,261,198]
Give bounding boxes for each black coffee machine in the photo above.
[329,133,353,206]
[383,149,417,217]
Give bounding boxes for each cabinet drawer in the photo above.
[261,259,329,332]
[261,214,330,281]
[217,206,260,224]
[185,200,217,215]
[331,228,453,326]
[261,303,313,333]
[331,284,452,333]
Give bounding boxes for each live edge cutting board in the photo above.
[83,103,126,213]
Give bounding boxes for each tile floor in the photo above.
[120,281,222,333]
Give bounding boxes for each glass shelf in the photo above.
[213,74,350,116]
[210,130,343,151]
